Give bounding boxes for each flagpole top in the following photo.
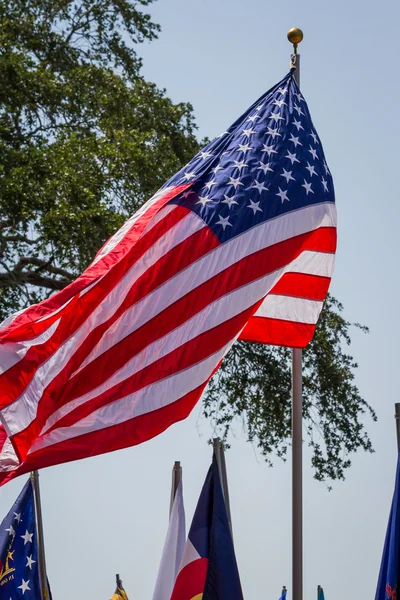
[287,28,303,54]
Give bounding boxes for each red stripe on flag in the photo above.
[0,185,191,340]
[0,382,211,486]
[170,559,209,600]
[28,226,332,436]
[269,273,331,300]
[239,316,316,348]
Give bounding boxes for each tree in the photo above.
[0,0,375,482]
[0,0,199,314]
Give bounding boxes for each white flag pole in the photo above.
[31,470,50,600]
[287,27,304,600]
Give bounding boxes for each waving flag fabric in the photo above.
[170,455,243,600]
[152,479,186,600]
[0,479,42,599]
[0,70,336,484]
[375,453,400,600]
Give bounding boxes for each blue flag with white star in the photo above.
[0,479,41,598]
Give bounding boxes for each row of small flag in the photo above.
[1,450,400,598]
[279,586,325,600]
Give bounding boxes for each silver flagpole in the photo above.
[395,403,400,451]
[169,461,182,517]
[31,470,50,600]
[287,27,304,600]
[212,437,233,537]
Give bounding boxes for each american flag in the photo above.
[0,71,336,484]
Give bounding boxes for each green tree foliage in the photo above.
[0,0,375,482]
[0,0,199,312]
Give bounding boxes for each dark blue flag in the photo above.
[279,587,287,600]
[376,453,400,600]
[0,479,41,599]
[170,454,243,600]
[318,586,325,600]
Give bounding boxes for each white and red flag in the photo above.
[0,71,336,484]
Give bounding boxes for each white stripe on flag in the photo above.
[254,296,323,324]
[29,340,235,453]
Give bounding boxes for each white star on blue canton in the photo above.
[269,112,284,122]
[252,180,269,194]
[200,151,213,160]
[215,215,232,230]
[247,115,260,123]
[261,144,277,155]
[281,168,295,183]
[222,195,239,208]
[227,177,244,190]
[310,131,319,144]
[247,199,263,214]
[266,127,281,139]
[321,177,329,192]
[308,146,318,160]
[289,133,302,148]
[257,161,273,175]
[242,128,256,137]
[204,179,217,189]
[196,196,213,207]
[237,143,252,153]
[285,150,300,164]
[274,99,287,108]
[276,188,290,203]
[305,162,317,177]
[233,160,248,171]
[294,104,304,116]
[293,118,304,131]
[302,180,314,195]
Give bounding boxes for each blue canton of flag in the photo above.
[0,479,40,599]
[165,71,334,245]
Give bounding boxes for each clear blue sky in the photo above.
[1,0,399,598]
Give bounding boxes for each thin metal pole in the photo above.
[288,29,304,600]
[169,461,182,517]
[31,471,49,600]
[395,403,400,451]
[292,348,303,600]
[212,438,233,536]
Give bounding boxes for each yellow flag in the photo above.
[110,575,129,600]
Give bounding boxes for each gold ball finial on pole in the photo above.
[287,27,303,54]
